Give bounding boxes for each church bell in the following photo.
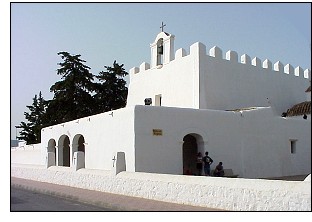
[157,45,163,55]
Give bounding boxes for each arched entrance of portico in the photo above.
[47,139,56,166]
[182,133,205,175]
[57,135,70,167]
[72,134,85,168]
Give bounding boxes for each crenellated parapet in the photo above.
[209,46,222,59]
[140,62,150,71]
[274,61,284,72]
[263,59,272,70]
[129,40,311,80]
[130,66,139,75]
[175,48,187,58]
[226,50,238,62]
[284,64,294,75]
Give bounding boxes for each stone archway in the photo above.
[182,133,205,175]
[57,135,70,167]
[72,134,85,168]
[47,139,56,166]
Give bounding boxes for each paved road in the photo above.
[11,186,115,211]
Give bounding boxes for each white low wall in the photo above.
[11,144,44,165]
[11,164,311,211]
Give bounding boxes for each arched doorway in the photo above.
[58,135,70,167]
[47,139,56,166]
[183,134,197,175]
[182,133,205,175]
[72,134,85,168]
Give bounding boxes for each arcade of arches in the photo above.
[47,134,85,168]
[47,132,205,174]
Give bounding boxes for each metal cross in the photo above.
[112,156,116,167]
[160,22,166,32]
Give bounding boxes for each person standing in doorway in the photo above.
[202,151,213,176]
[196,152,203,176]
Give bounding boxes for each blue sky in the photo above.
[10,2,311,140]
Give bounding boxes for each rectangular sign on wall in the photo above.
[152,129,163,136]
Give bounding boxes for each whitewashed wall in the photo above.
[11,144,44,165]
[127,38,310,114]
[127,34,212,109]
[133,105,311,178]
[11,165,311,211]
[41,106,136,171]
[199,45,310,114]
[16,104,310,179]
[127,47,199,109]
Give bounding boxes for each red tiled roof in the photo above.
[286,101,311,117]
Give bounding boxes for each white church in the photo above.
[13,30,311,179]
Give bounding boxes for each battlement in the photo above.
[130,41,311,80]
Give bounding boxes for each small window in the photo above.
[290,140,297,154]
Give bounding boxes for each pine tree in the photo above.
[18,52,130,145]
[18,91,47,144]
[45,52,95,125]
[93,60,128,113]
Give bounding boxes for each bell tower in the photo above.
[150,22,175,68]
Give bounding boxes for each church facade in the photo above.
[39,31,311,179]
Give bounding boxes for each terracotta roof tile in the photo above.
[286,101,311,117]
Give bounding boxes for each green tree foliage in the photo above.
[44,52,95,125]
[18,52,129,144]
[17,91,47,144]
[93,60,128,113]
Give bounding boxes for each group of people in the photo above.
[196,152,224,177]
